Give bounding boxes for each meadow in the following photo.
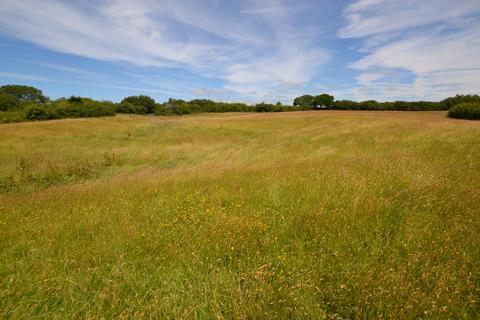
[0,111,479,319]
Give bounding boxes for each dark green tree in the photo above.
[312,94,334,109]
[67,96,83,103]
[0,93,20,111]
[442,94,480,109]
[293,95,315,108]
[448,102,480,120]
[0,85,47,103]
[120,95,156,114]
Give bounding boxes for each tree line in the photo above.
[292,93,480,111]
[1,84,479,123]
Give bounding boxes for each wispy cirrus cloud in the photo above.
[339,0,480,101]
[339,0,480,38]
[0,72,51,82]
[4,0,476,102]
[0,0,331,102]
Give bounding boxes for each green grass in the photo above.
[1,111,479,319]
[0,111,25,124]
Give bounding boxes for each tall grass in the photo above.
[0,111,479,318]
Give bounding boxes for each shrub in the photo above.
[157,99,192,115]
[117,102,147,114]
[331,100,446,111]
[67,96,83,103]
[53,98,116,118]
[0,93,19,111]
[120,95,156,114]
[171,100,192,115]
[0,111,25,123]
[255,103,275,112]
[25,105,50,120]
[448,102,480,120]
[23,99,116,121]
[442,94,480,109]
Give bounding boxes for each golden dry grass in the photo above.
[1,111,479,319]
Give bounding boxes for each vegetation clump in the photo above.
[2,84,480,124]
[448,102,480,120]
[118,95,156,114]
[0,93,20,111]
[24,97,115,121]
[0,84,48,104]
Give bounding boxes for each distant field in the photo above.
[1,111,479,318]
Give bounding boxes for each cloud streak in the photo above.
[0,72,51,82]
[341,0,480,101]
[0,0,330,102]
[1,0,478,102]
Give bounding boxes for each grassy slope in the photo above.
[0,111,479,319]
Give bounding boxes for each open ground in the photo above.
[1,111,479,318]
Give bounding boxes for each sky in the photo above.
[0,0,479,104]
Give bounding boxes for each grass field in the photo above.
[1,111,479,319]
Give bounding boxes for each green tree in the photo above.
[67,96,83,103]
[293,95,315,108]
[117,101,147,114]
[0,85,47,104]
[0,93,19,111]
[121,95,156,114]
[25,105,49,120]
[442,94,480,109]
[312,94,334,109]
[448,102,480,120]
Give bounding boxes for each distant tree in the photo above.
[25,105,49,120]
[442,94,480,109]
[448,102,480,120]
[117,101,147,114]
[255,102,276,112]
[332,100,359,110]
[67,96,83,103]
[0,85,47,104]
[312,94,334,109]
[293,95,315,108]
[359,100,380,110]
[121,95,156,113]
[0,93,20,111]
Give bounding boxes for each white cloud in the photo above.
[0,0,330,102]
[0,72,51,82]
[356,70,392,86]
[339,0,480,38]
[191,87,234,98]
[341,0,480,101]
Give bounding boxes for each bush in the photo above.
[448,102,480,120]
[116,102,147,114]
[120,95,156,114]
[156,99,192,115]
[255,103,275,112]
[53,98,116,118]
[24,99,116,121]
[442,94,480,109]
[0,93,19,111]
[331,100,447,111]
[67,96,83,103]
[0,111,25,123]
[25,105,50,120]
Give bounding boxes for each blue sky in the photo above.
[0,0,479,103]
